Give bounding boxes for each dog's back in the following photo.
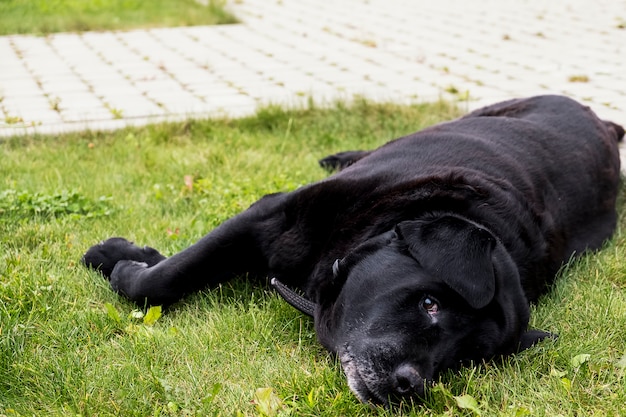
[327,95,622,300]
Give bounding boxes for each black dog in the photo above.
[83,95,623,405]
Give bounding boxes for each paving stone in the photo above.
[61,108,116,122]
[115,98,166,118]
[3,97,51,114]
[1,0,624,137]
[0,79,43,97]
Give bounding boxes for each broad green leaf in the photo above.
[454,394,481,415]
[157,377,172,393]
[561,377,572,393]
[143,305,162,326]
[431,382,454,399]
[571,353,591,367]
[129,309,144,320]
[104,302,121,324]
[253,387,283,417]
[202,383,222,405]
[306,388,315,407]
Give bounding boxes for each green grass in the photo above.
[1,100,625,416]
[0,0,237,36]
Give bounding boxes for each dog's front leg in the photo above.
[82,193,288,305]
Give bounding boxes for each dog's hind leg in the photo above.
[319,150,371,172]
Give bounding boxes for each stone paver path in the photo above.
[1,0,625,138]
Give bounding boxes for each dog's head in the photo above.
[308,215,553,405]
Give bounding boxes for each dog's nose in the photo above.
[392,363,425,397]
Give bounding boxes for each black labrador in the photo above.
[83,95,623,405]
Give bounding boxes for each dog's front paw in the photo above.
[81,237,165,279]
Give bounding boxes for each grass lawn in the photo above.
[0,0,237,36]
[1,100,625,416]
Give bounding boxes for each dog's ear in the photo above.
[396,216,497,309]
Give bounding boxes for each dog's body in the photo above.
[83,95,623,405]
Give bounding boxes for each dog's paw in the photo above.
[81,237,165,279]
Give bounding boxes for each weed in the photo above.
[109,107,124,119]
[568,74,590,83]
[358,38,377,48]
[4,115,23,124]
[0,189,113,219]
[49,96,61,112]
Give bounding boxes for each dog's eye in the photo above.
[422,296,439,314]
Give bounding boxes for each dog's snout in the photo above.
[392,363,425,397]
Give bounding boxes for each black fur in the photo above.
[82,95,623,405]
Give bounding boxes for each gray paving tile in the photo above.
[0,0,624,137]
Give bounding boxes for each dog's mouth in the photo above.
[338,343,431,406]
[339,345,390,405]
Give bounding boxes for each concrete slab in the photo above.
[0,0,624,137]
